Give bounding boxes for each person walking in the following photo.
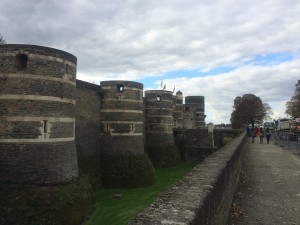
[246,126,251,138]
[251,127,256,143]
[265,127,271,144]
[255,126,260,138]
[259,127,264,144]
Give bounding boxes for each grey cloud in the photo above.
[1,0,300,123]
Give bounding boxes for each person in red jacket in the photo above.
[255,126,260,138]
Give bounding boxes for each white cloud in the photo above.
[160,61,300,124]
[1,0,300,123]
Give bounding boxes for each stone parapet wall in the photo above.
[214,129,243,149]
[129,132,248,225]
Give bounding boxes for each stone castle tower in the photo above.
[0,44,78,184]
[183,96,205,129]
[144,90,181,167]
[99,80,156,187]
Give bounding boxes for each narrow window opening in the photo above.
[15,54,28,71]
[149,125,154,131]
[43,120,48,133]
[185,107,190,112]
[156,95,161,102]
[117,84,124,92]
[65,64,69,73]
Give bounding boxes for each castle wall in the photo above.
[183,129,216,163]
[0,44,78,184]
[75,80,101,158]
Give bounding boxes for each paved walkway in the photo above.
[230,137,300,225]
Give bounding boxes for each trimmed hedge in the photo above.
[100,154,156,188]
[146,144,182,168]
[0,176,94,225]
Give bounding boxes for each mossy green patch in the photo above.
[78,155,102,190]
[100,154,156,188]
[146,144,182,168]
[0,176,94,225]
[84,163,194,225]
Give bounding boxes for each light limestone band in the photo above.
[0,73,76,86]
[107,133,143,136]
[100,109,143,113]
[0,94,76,104]
[0,52,76,67]
[1,117,74,122]
[100,98,142,103]
[101,86,142,91]
[146,131,173,134]
[101,121,143,124]
[0,137,75,143]
[146,115,173,118]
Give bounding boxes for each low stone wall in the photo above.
[214,129,243,149]
[129,132,248,225]
[183,129,216,163]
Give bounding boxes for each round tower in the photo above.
[185,96,205,128]
[176,90,183,104]
[0,44,78,184]
[145,90,181,167]
[99,80,156,188]
[173,90,184,129]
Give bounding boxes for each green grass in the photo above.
[84,163,194,225]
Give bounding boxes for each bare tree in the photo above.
[0,34,6,44]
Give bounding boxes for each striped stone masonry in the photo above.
[0,44,78,185]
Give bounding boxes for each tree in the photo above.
[285,80,300,118]
[0,34,6,44]
[230,94,272,129]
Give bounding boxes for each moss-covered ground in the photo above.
[84,163,194,225]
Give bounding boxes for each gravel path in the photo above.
[229,138,300,225]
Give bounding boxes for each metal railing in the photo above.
[272,130,300,153]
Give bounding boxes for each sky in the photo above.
[1,0,300,124]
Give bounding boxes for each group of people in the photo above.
[246,126,271,144]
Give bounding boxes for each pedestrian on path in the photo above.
[265,127,271,144]
[255,126,260,137]
[259,127,264,144]
[251,127,256,143]
[246,125,251,137]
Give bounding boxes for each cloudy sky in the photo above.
[1,0,300,124]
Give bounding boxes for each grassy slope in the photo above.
[85,163,194,225]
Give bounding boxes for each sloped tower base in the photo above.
[146,143,182,168]
[99,80,156,188]
[100,153,156,188]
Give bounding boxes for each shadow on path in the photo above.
[228,138,300,225]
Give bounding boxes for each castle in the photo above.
[0,44,208,188]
